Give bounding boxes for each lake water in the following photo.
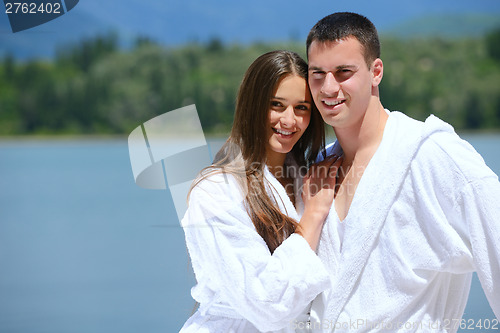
[0,134,499,332]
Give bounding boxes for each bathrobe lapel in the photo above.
[318,111,427,329]
[263,155,303,222]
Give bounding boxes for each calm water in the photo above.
[0,134,498,332]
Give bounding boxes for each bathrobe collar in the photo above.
[263,153,305,221]
[318,111,455,328]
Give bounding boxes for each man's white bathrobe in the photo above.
[180,158,330,333]
[310,110,500,332]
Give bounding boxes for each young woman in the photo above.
[180,50,340,332]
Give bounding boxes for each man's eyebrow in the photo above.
[308,65,324,71]
[308,65,357,71]
[337,64,357,70]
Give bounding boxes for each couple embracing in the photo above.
[179,12,500,333]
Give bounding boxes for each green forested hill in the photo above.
[1,29,500,136]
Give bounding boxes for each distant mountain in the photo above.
[386,14,500,39]
[1,0,499,60]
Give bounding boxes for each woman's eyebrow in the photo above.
[272,96,311,104]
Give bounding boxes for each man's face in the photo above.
[308,37,378,130]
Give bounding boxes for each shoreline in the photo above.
[0,130,499,147]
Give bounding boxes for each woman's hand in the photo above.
[303,155,342,217]
[295,155,343,250]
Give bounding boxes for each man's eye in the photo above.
[312,71,325,78]
[339,68,354,75]
[336,69,354,81]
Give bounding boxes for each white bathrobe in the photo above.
[180,157,330,333]
[310,110,500,332]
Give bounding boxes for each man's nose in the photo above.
[321,72,340,95]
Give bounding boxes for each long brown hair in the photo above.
[195,50,324,253]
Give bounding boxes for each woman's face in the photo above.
[266,74,312,160]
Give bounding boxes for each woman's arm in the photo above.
[296,156,342,251]
[182,175,331,331]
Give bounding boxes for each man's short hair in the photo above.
[306,12,381,68]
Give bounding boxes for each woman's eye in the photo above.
[296,105,310,111]
[271,101,283,108]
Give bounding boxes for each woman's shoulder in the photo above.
[183,171,249,227]
[191,170,245,203]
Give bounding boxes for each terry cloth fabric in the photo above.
[309,110,500,332]
[180,155,331,333]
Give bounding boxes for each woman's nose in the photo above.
[280,105,296,128]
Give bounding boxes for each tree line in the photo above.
[1,29,500,136]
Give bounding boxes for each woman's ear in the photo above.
[371,58,383,87]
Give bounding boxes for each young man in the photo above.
[306,12,500,332]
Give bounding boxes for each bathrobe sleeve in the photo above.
[462,174,500,318]
[182,174,330,332]
[427,131,500,318]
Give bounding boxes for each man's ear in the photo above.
[371,58,383,87]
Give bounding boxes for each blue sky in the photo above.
[1,0,500,58]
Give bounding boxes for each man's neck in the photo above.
[334,101,388,166]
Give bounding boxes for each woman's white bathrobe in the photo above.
[180,159,331,333]
[310,110,500,332]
